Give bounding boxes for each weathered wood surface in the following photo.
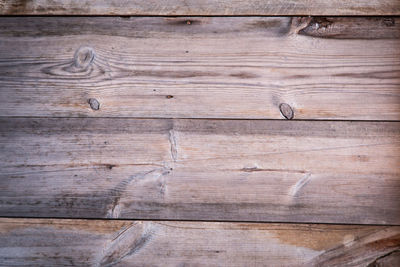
[0,218,399,267]
[1,0,400,15]
[1,118,399,224]
[1,17,400,120]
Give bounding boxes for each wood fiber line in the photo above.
[0,17,399,120]
[0,118,399,224]
[0,218,399,266]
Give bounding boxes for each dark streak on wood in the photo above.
[240,167,307,174]
[0,17,292,38]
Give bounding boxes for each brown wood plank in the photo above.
[0,218,399,267]
[1,0,400,15]
[0,17,399,120]
[1,118,399,224]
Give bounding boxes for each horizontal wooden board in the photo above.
[1,0,400,15]
[1,17,400,120]
[1,218,399,267]
[1,118,399,224]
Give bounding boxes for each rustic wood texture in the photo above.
[1,218,399,267]
[1,118,399,224]
[1,0,400,15]
[1,17,400,120]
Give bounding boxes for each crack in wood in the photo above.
[240,167,307,174]
[169,141,399,165]
[367,249,400,266]
[0,163,166,176]
[289,17,313,35]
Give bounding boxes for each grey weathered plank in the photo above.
[1,0,400,15]
[1,118,399,224]
[0,218,399,267]
[0,17,399,120]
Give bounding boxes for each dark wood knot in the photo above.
[279,103,294,120]
[88,98,100,110]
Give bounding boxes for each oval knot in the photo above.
[74,47,95,69]
[88,98,100,110]
[279,103,294,120]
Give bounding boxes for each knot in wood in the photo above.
[382,18,395,27]
[74,47,95,69]
[279,103,294,120]
[312,18,332,31]
[88,98,100,110]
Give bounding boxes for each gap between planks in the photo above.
[2,216,400,227]
[2,116,400,122]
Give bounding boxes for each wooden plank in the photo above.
[0,17,399,120]
[1,118,399,224]
[0,218,399,267]
[1,0,400,15]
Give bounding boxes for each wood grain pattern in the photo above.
[1,17,399,120]
[0,218,399,267]
[1,118,399,224]
[1,0,400,15]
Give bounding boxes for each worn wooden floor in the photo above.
[1,1,400,266]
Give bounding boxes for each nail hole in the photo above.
[279,103,294,120]
[107,164,115,170]
[88,98,100,110]
[166,95,174,99]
